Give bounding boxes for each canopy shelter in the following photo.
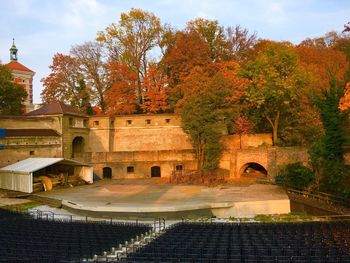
[0,158,93,193]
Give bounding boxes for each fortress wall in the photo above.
[112,127,193,152]
[0,116,62,131]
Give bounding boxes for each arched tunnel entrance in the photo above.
[240,162,268,177]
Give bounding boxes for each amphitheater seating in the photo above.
[0,208,151,262]
[123,221,350,263]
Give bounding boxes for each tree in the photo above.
[343,22,350,33]
[186,18,230,61]
[295,45,348,93]
[141,64,168,113]
[105,62,138,115]
[161,30,212,109]
[97,8,163,105]
[241,41,306,145]
[0,64,27,115]
[311,80,347,193]
[41,53,84,107]
[70,42,109,113]
[233,115,254,149]
[226,25,257,63]
[179,63,245,170]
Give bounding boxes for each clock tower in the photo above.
[6,39,35,113]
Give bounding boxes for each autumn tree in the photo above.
[105,62,138,115]
[179,63,245,170]
[186,18,230,61]
[226,25,257,63]
[161,30,212,109]
[241,41,306,145]
[141,64,168,113]
[41,53,84,107]
[233,115,254,149]
[0,64,27,115]
[97,8,163,105]
[71,42,109,113]
[296,45,348,92]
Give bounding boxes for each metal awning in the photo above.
[0,158,90,173]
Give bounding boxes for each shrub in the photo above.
[279,162,314,189]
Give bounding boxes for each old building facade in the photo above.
[0,101,308,180]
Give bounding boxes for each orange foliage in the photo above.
[141,64,168,113]
[105,62,138,115]
[339,82,350,111]
[295,46,348,92]
[162,31,211,85]
[41,53,82,105]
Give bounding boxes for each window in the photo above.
[83,119,87,127]
[146,119,151,125]
[69,118,73,126]
[175,165,183,171]
[126,120,132,125]
[127,166,134,173]
[94,121,99,126]
[165,118,171,124]
[29,150,35,155]
[111,120,115,126]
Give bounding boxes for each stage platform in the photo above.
[34,179,290,219]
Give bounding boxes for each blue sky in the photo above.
[0,0,349,104]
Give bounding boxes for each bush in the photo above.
[279,162,314,189]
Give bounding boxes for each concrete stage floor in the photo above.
[35,179,290,219]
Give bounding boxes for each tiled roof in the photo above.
[26,101,87,117]
[5,129,60,137]
[6,61,34,73]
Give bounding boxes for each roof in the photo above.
[5,129,60,137]
[26,101,87,117]
[0,158,90,173]
[7,61,34,73]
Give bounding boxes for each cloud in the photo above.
[61,0,107,30]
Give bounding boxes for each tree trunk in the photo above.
[266,111,280,146]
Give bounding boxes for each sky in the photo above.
[0,0,349,104]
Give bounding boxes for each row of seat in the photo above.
[124,221,350,262]
[0,208,151,262]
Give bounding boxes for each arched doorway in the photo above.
[72,136,84,158]
[151,166,161,177]
[240,162,267,177]
[103,167,112,179]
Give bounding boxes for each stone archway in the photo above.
[103,167,112,179]
[72,136,84,158]
[239,162,268,177]
[151,166,161,177]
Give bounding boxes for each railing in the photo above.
[287,188,350,208]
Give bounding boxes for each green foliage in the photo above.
[0,64,27,115]
[310,80,347,193]
[241,41,306,145]
[279,162,314,189]
[180,72,234,171]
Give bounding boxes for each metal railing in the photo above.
[287,188,350,208]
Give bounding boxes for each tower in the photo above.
[9,38,18,61]
[6,39,35,113]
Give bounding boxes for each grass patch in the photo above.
[253,213,314,222]
[2,201,40,212]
